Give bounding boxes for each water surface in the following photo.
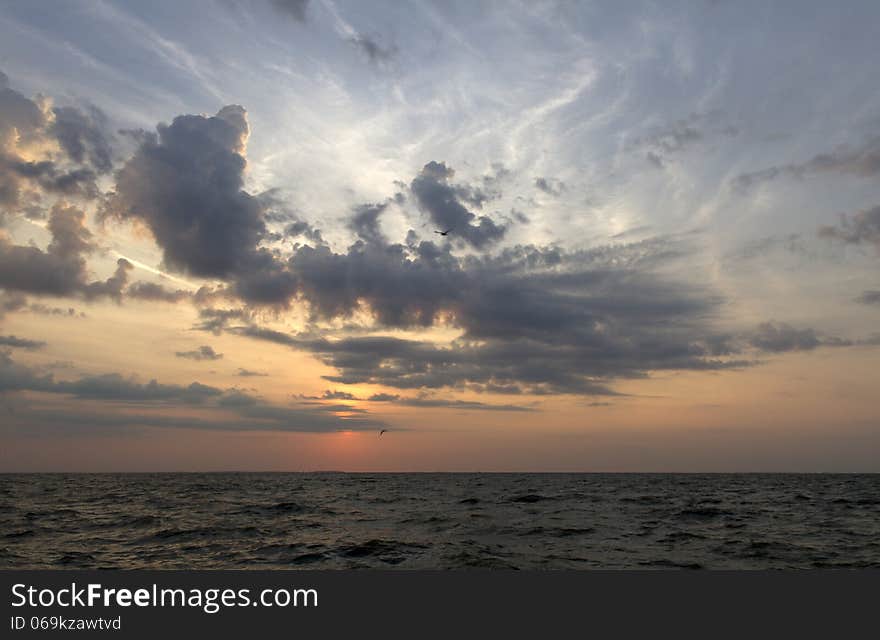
[2,473,878,569]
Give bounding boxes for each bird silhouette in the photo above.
[434,228,453,236]
[378,429,388,437]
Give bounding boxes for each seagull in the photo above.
[434,228,453,236]
[378,429,388,437]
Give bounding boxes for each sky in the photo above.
[0,0,878,471]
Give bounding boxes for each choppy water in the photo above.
[1,473,879,569]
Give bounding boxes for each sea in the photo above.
[1,473,878,569]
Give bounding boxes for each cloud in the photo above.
[4,98,844,401]
[0,352,384,433]
[193,233,756,395]
[4,160,98,199]
[75,103,771,396]
[0,351,220,402]
[270,0,308,22]
[746,322,851,353]
[302,389,534,411]
[236,368,268,377]
[392,396,536,412]
[195,307,253,334]
[733,137,880,190]
[0,291,27,318]
[818,205,880,249]
[126,281,190,303]
[855,290,880,305]
[725,233,808,263]
[0,292,82,319]
[98,107,517,310]
[217,389,259,407]
[349,34,397,65]
[175,345,223,361]
[319,390,356,400]
[0,203,131,300]
[348,202,388,244]
[27,303,85,317]
[102,119,304,307]
[535,177,566,196]
[103,105,272,280]
[230,401,382,431]
[367,393,399,402]
[410,161,507,248]
[284,219,324,245]
[49,105,114,173]
[645,151,664,169]
[631,112,737,168]
[297,390,357,401]
[0,335,45,350]
[0,75,112,213]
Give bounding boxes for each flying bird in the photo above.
[378,429,388,437]
[434,228,453,236]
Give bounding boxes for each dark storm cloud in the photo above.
[733,137,880,190]
[746,322,851,353]
[0,204,131,300]
[818,206,880,249]
[856,290,880,305]
[349,34,397,65]
[410,161,507,248]
[0,335,45,349]
[175,345,223,361]
[270,0,308,22]
[103,105,271,280]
